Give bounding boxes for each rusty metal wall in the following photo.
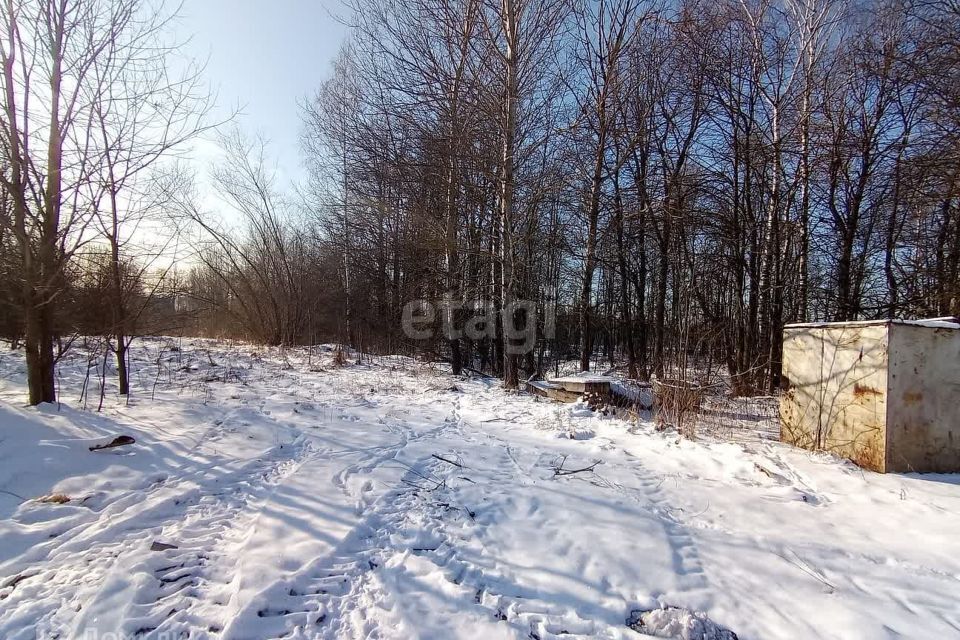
[780,324,889,472]
[886,325,960,473]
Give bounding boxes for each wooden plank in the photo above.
[549,376,612,395]
[526,381,582,403]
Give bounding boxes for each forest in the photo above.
[2,0,959,405]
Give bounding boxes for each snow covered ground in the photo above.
[1,339,959,640]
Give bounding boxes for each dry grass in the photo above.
[653,379,704,439]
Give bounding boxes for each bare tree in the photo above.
[570,0,645,373]
[1,0,125,403]
[86,2,215,395]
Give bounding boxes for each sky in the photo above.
[176,0,348,189]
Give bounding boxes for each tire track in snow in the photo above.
[469,425,712,631]
[215,458,480,640]
[0,434,313,639]
[591,460,711,597]
[475,415,712,606]
[401,450,633,640]
[205,400,467,639]
[121,438,317,639]
[255,445,637,640]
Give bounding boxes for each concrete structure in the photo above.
[526,376,613,403]
[780,318,960,473]
[526,380,583,403]
[548,376,613,396]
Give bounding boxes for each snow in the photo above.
[785,317,960,330]
[610,380,654,408]
[1,338,960,639]
[526,380,563,391]
[628,606,738,640]
[896,318,960,329]
[551,374,617,383]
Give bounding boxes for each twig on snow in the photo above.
[394,460,445,490]
[775,549,837,592]
[555,461,603,476]
[432,453,465,469]
[551,454,603,477]
[0,489,27,503]
[464,367,494,379]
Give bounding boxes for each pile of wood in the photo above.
[526,376,651,417]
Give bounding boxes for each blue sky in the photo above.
[177,0,348,186]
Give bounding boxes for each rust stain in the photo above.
[849,444,885,473]
[902,390,923,405]
[853,383,882,398]
[832,421,885,472]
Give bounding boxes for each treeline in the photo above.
[3,0,959,406]
[0,245,179,348]
[289,0,959,393]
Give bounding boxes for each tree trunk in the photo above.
[613,175,637,378]
[499,0,519,389]
[653,220,670,378]
[578,148,603,372]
